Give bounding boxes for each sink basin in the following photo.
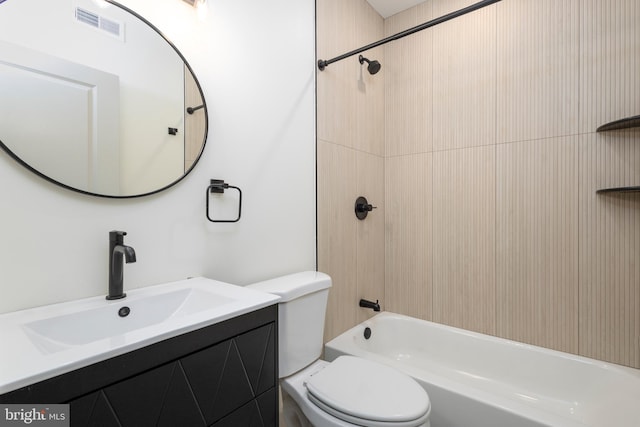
[24,288,233,352]
[0,277,280,394]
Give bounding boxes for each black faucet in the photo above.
[359,298,381,312]
[107,231,136,300]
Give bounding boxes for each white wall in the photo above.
[0,0,317,313]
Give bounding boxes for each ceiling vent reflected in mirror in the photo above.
[75,7,123,40]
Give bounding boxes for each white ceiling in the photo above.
[366,0,428,18]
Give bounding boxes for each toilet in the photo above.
[248,271,431,427]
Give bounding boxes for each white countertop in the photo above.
[0,277,280,394]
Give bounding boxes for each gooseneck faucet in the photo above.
[107,231,136,300]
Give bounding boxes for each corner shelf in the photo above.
[596,186,640,194]
[595,115,640,194]
[596,115,640,132]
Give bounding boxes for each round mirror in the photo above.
[0,0,207,197]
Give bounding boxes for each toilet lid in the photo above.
[305,356,430,426]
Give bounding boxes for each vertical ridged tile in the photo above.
[497,0,580,143]
[579,131,640,368]
[316,0,350,146]
[384,3,433,157]
[317,140,358,341]
[432,146,496,334]
[357,152,385,323]
[496,137,579,354]
[354,45,385,157]
[580,0,640,132]
[384,154,432,320]
[354,0,385,156]
[317,0,386,341]
[317,0,385,156]
[432,0,496,151]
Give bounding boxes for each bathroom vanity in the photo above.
[0,278,280,427]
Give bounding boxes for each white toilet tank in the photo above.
[247,271,331,378]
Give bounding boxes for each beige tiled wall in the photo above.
[432,146,496,335]
[384,4,432,157]
[317,140,358,342]
[432,1,496,151]
[579,0,640,132]
[317,0,640,368]
[496,136,580,353]
[579,131,640,367]
[317,0,385,341]
[497,0,580,143]
[384,154,432,320]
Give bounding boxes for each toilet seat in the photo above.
[305,356,431,427]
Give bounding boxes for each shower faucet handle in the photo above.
[356,202,376,212]
[355,196,376,220]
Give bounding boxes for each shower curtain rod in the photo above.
[317,0,502,71]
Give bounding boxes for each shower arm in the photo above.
[317,0,501,71]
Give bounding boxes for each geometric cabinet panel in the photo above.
[69,391,120,427]
[181,341,233,425]
[67,323,276,427]
[73,362,210,427]
[104,363,177,426]
[212,388,277,427]
[236,323,276,396]
[182,323,276,425]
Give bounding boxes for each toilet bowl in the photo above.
[282,359,431,427]
[248,272,431,427]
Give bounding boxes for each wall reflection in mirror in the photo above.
[0,0,207,197]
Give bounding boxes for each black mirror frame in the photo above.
[0,0,208,198]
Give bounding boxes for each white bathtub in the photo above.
[324,312,640,427]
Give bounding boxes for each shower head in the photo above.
[358,55,381,75]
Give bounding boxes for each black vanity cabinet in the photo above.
[0,306,278,427]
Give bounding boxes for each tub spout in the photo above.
[359,298,380,312]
